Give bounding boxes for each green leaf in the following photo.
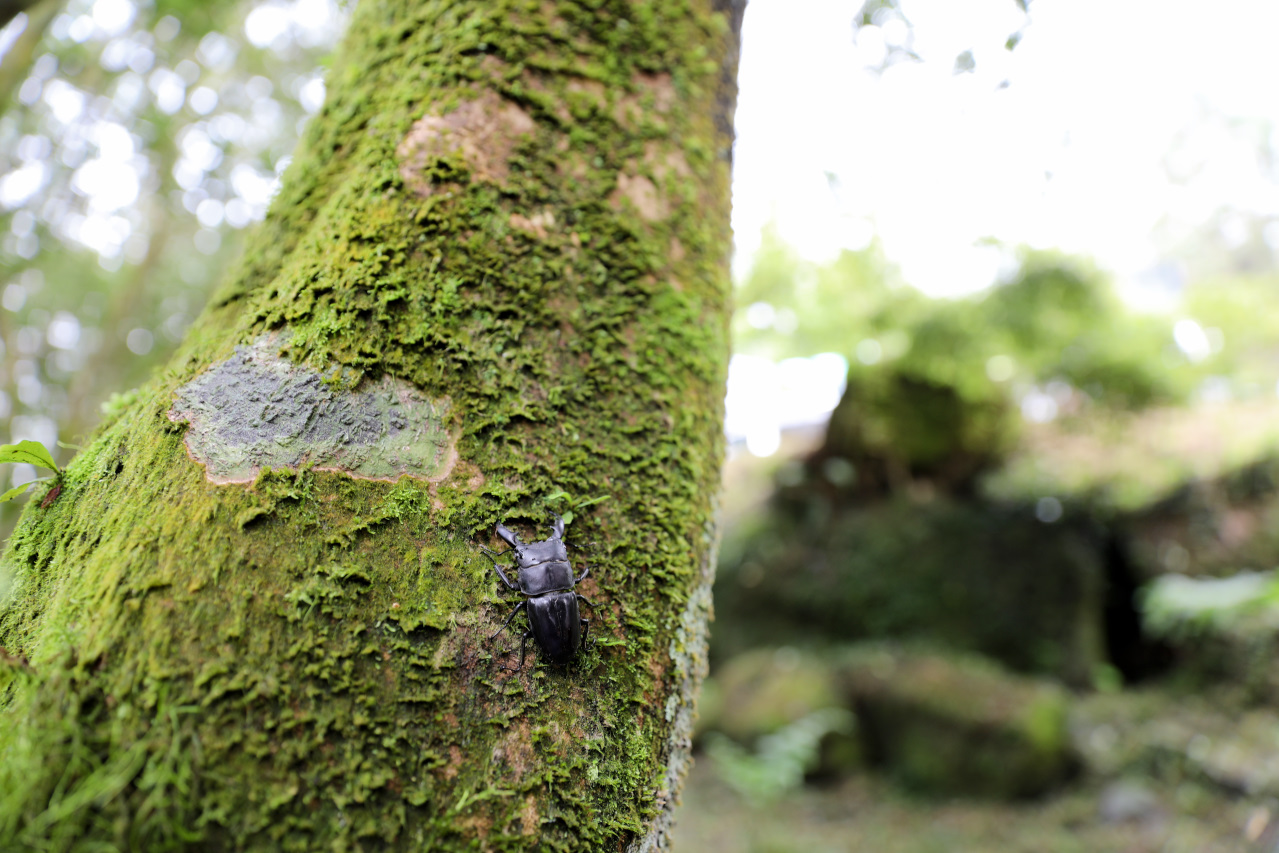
[560,510,575,526]
[543,490,569,503]
[0,482,37,502]
[574,494,611,509]
[0,440,59,473]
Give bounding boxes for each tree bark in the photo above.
[0,1,741,849]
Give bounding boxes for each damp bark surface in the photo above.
[0,2,741,851]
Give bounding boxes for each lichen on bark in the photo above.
[169,335,456,485]
[0,1,740,850]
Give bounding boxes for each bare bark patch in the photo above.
[610,172,666,222]
[645,142,692,182]
[508,209,556,240]
[669,237,686,263]
[520,794,539,835]
[615,72,676,127]
[567,77,606,101]
[397,91,536,197]
[169,337,456,485]
[641,72,676,114]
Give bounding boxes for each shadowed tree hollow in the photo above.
[0,1,742,850]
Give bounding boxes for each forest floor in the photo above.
[671,687,1279,853]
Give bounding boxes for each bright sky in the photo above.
[731,0,1279,297]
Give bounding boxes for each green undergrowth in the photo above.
[0,0,737,849]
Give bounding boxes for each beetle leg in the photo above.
[575,593,596,608]
[518,631,534,670]
[481,557,520,591]
[489,600,526,644]
[573,565,591,584]
[479,548,521,592]
[579,618,590,651]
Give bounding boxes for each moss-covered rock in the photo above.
[1139,571,1279,702]
[837,645,1075,798]
[700,647,842,742]
[1072,687,1279,797]
[714,496,1109,685]
[984,400,1279,519]
[696,647,862,781]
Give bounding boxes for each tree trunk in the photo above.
[0,1,742,849]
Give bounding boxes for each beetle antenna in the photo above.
[478,545,512,565]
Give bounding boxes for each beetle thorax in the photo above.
[514,538,568,569]
[517,561,574,596]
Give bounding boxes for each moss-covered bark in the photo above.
[0,1,741,849]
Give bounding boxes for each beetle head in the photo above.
[495,522,521,549]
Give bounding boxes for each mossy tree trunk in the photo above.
[0,1,741,849]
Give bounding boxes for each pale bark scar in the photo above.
[168,336,457,485]
[610,142,691,223]
[614,72,675,128]
[609,172,666,222]
[508,209,556,240]
[396,90,536,197]
[520,795,539,836]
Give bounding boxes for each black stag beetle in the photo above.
[481,514,595,669]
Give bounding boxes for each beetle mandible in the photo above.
[481,514,595,669]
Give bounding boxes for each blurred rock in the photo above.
[700,647,842,744]
[696,647,864,778]
[1098,780,1164,825]
[1140,571,1279,703]
[1072,688,1279,798]
[714,497,1110,685]
[1122,453,1279,581]
[837,645,1076,798]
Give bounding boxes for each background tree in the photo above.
[0,1,743,850]
[0,0,346,543]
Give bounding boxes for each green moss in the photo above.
[0,0,738,849]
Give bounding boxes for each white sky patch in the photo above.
[92,0,135,36]
[74,213,131,257]
[148,67,186,114]
[230,162,279,208]
[732,0,1279,297]
[47,312,82,350]
[90,120,135,161]
[0,13,27,63]
[245,3,290,49]
[71,159,139,212]
[298,76,325,114]
[189,85,219,115]
[245,0,341,51]
[42,79,86,125]
[1173,318,1212,362]
[725,353,848,456]
[0,162,47,209]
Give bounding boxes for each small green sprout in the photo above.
[0,440,62,503]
